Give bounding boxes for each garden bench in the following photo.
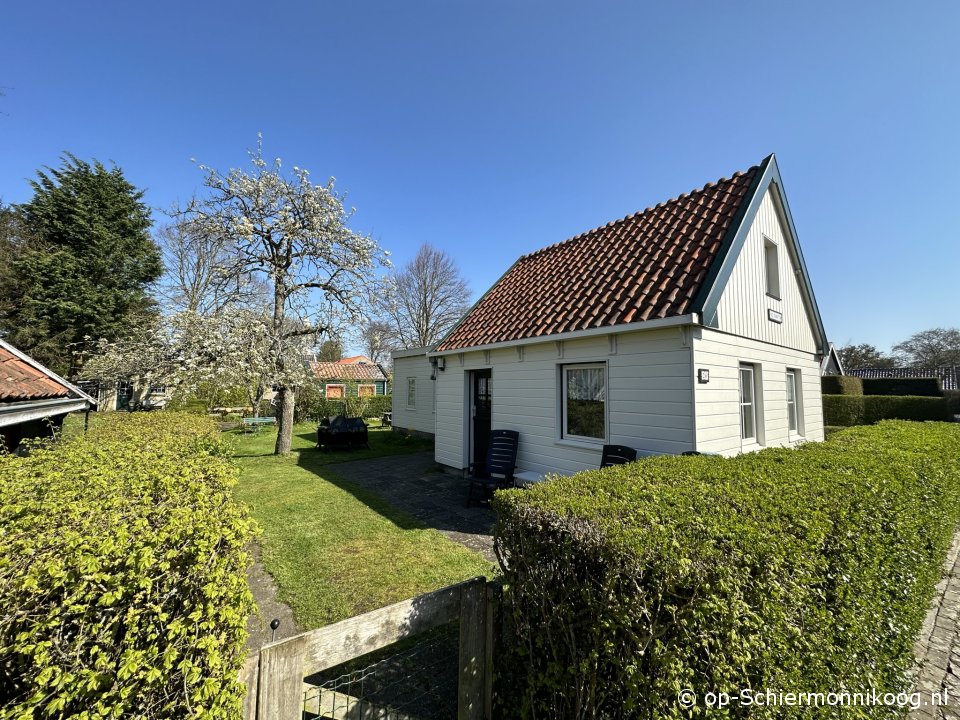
[242,416,276,432]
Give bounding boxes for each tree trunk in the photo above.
[274,386,295,455]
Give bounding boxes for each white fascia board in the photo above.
[0,397,91,428]
[391,345,436,360]
[428,313,699,357]
[0,338,98,405]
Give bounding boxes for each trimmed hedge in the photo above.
[944,390,960,415]
[0,413,255,717]
[820,374,863,395]
[493,421,960,719]
[823,393,953,426]
[862,377,942,397]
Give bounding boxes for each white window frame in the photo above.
[739,364,758,443]
[357,383,376,397]
[764,237,781,300]
[406,378,416,409]
[786,369,803,437]
[560,362,608,443]
[324,383,345,399]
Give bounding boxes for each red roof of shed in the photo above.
[0,345,72,402]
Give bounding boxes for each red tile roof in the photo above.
[0,345,72,402]
[337,355,375,365]
[436,162,761,352]
[311,361,388,382]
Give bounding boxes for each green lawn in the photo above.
[229,423,494,629]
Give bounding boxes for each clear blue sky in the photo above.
[2,1,958,353]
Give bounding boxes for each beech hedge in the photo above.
[493,421,960,719]
[820,375,863,395]
[0,413,255,718]
[823,394,953,426]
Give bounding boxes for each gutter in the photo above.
[0,397,92,428]
[428,313,701,357]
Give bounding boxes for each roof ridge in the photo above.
[518,165,758,264]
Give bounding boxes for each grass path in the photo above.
[229,423,494,629]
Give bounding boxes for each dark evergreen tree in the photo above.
[0,155,162,375]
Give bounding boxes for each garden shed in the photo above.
[0,338,96,451]
[311,357,390,398]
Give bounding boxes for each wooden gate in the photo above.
[241,577,499,720]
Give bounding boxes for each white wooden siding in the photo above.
[714,188,818,353]
[433,327,694,475]
[390,353,435,436]
[692,327,824,456]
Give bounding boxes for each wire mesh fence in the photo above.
[303,622,459,720]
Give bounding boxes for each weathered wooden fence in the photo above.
[241,577,500,720]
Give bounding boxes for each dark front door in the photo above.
[471,370,492,467]
[116,381,133,412]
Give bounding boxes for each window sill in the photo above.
[740,441,764,453]
[555,438,605,451]
[766,292,781,301]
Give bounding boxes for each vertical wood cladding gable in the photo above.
[714,188,818,353]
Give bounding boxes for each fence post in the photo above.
[257,635,307,720]
[484,582,501,718]
[459,579,487,720]
[240,653,261,720]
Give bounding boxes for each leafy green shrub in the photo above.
[493,421,960,719]
[362,395,392,418]
[862,377,942,396]
[823,394,953,426]
[299,392,392,422]
[0,413,255,717]
[820,375,863,395]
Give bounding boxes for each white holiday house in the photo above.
[397,155,828,480]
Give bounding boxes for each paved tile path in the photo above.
[912,534,960,719]
[325,450,498,563]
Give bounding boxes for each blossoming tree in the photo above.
[181,141,388,454]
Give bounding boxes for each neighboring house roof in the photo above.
[820,343,845,376]
[847,366,959,391]
[435,154,828,355]
[311,361,388,382]
[337,355,375,365]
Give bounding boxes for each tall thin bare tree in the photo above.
[380,243,471,349]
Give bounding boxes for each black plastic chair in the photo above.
[600,444,637,468]
[467,429,520,506]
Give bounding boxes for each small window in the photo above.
[562,363,606,441]
[358,384,375,397]
[764,238,780,299]
[407,378,416,408]
[786,369,803,435]
[325,384,345,399]
[739,364,757,442]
